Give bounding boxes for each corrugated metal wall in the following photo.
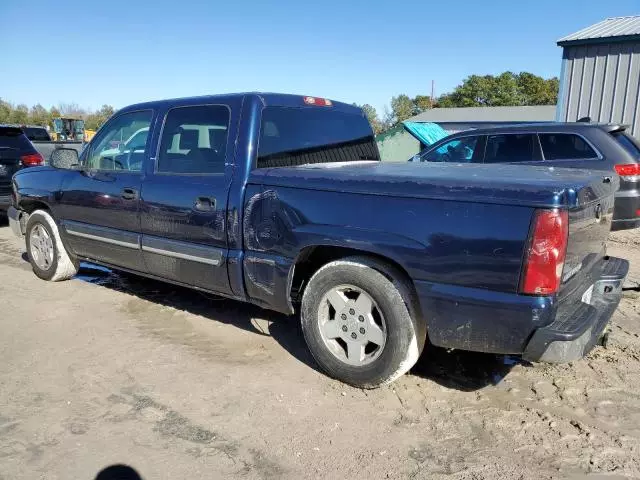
[557,41,640,139]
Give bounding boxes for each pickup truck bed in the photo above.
[6,92,629,387]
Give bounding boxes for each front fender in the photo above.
[13,167,70,216]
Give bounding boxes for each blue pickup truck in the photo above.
[7,93,629,387]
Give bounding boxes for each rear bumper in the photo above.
[612,188,640,231]
[523,256,629,363]
[415,256,629,362]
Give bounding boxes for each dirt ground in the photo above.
[0,222,639,480]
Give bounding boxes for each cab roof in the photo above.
[118,92,362,115]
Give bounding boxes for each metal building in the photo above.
[557,16,640,138]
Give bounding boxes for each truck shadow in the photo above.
[410,348,524,392]
[75,263,523,392]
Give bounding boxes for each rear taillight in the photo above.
[521,209,569,295]
[614,163,640,177]
[21,153,44,166]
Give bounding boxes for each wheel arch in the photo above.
[19,198,52,215]
[288,244,424,331]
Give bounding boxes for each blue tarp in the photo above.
[402,121,449,147]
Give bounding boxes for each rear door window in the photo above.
[539,133,598,160]
[485,134,536,163]
[421,136,481,163]
[157,105,230,175]
[257,107,378,169]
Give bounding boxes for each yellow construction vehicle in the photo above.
[84,129,97,142]
[51,117,85,141]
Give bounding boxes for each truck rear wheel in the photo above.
[300,256,425,388]
[26,210,79,281]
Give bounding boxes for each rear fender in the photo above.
[243,225,424,315]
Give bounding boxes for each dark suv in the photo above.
[413,123,640,231]
[0,126,44,212]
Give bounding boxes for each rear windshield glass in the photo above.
[612,132,640,157]
[257,107,379,169]
[0,129,33,151]
[24,127,50,141]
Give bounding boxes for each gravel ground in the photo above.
[0,223,638,480]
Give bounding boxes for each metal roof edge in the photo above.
[558,34,640,47]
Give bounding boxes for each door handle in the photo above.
[194,196,215,211]
[121,187,138,200]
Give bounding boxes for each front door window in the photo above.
[84,111,152,172]
[421,136,480,163]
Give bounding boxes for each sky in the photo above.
[1,0,639,115]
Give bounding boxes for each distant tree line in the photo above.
[356,71,559,134]
[2,71,558,137]
[0,99,115,131]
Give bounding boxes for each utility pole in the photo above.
[431,80,435,108]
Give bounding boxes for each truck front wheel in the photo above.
[300,256,425,388]
[26,210,79,281]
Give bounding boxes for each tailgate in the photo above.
[559,173,619,300]
[0,148,21,196]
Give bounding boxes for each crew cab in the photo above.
[7,93,629,387]
[411,123,640,231]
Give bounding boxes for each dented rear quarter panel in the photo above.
[241,166,539,322]
[241,162,617,353]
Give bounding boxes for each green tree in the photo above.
[390,94,414,124]
[29,104,49,126]
[85,104,115,130]
[438,71,559,108]
[380,105,395,132]
[412,95,433,113]
[11,104,29,124]
[358,103,383,134]
[516,73,559,105]
[0,99,12,123]
[57,102,86,118]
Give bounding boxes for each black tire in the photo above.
[300,256,426,388]
[25,210,79,281]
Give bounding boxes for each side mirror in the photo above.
[50,148,79,169]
